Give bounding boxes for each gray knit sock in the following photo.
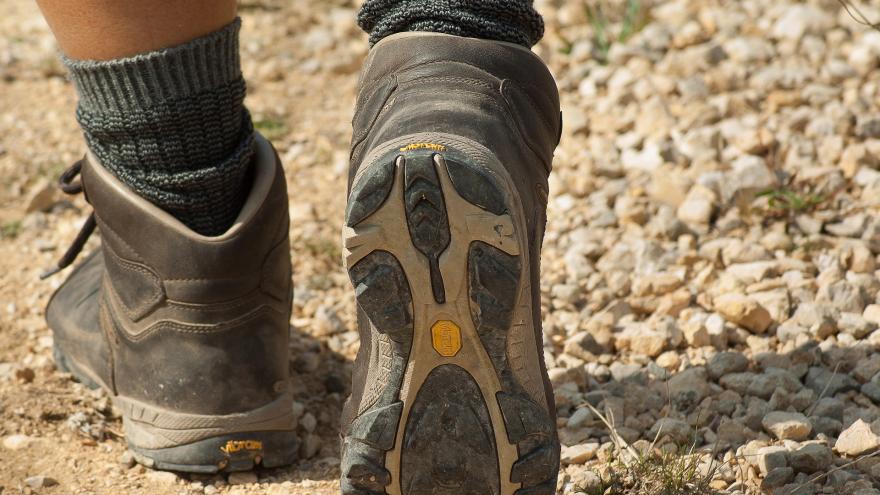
[358,0,544,47]
[63,19,253,236]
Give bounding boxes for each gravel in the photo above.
[835,419,880,457]
[2,0,880,493]
[762,412,813,441]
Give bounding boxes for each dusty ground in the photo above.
[2,0,880,494]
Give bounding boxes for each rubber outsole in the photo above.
[54,344,299,474]
[129,430,299,473]
[343,139,558,495]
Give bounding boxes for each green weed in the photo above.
[579,449,721,495]
[237,0,282,12]
[303,237,341,263]
[253,116,288,141]
[585,0,649,63]
[1,220,22,240]
[755,187,826,216]
[572,403,722,495]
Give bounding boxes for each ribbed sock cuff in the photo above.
[62,18,255,237]
[358,0,545,48]
[63,19,243,115]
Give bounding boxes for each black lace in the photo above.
[40,160,97,280]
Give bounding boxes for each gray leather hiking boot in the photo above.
[341,33,562,495]
[45,133,298,473]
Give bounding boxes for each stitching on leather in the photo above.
[164,294,262,312]
[148,307,276,334]
[505,80,554,132]
[355,72,503,145]
[397,57,557,112]
[113,305,283,343]
[501,81,553,172]
[99,233,164,321]
[359,54,556,106]
[357,73,394,104]
[116,393,294,429]
[397,89,532,161]
[98,295,117,392]
[353,132,501,188]
[353,59,497,148]
[103,276,147,329]
[403,58,558,111]
[397,75,494,91]
[96,216,145,264]
[362,80,546,172]
[394,74,553,151]
[352,76,398,150]
[353,76,389,122]
[393,87,508,115]
[399,59,498,81]
[351,90,379,133]
[371,59,555,104]
[352,89,516,178]
[355,96,398,154]
[511,78,557,110]
[104,274,283,342]
[259,236,292,301]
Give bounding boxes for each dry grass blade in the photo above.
[580,445,722,495]
[585,401,641,463]
[806,362,841,417]
[837,0,880,30]
[786,449,880,494]
[583,403,723,495]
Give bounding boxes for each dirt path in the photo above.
[0,1,357,493]
[5,1,880,494]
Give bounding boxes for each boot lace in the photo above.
[40,159,97,279]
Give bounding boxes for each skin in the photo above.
[35,0,238,60]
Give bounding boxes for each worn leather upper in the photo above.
[351,33,561,177]
[47,134,292,415]
[346,32,562,425]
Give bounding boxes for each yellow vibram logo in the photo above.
[431,320,462,357]
[399,143,447,152]
[220,440,263,455]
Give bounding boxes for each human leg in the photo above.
[41,1,298,473]
[38,0,253,236]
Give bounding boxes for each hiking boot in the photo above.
[341,33,562,495]
[46,133,298,473]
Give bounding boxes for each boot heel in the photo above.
[117,394,299,473]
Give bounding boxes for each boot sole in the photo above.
[54,344,299,473]
[342,135,558,495]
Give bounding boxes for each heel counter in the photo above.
[110,305,291,415]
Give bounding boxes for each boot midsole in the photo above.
[114,393,297,451]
